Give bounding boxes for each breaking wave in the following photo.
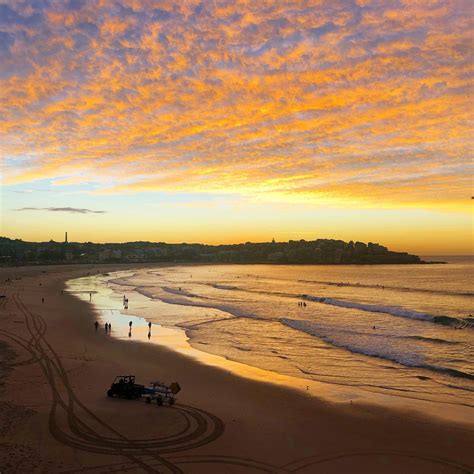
[213,284,238,290]
[400,335,459,345]
[301,294,471,327]
[282,319,474,381]
[298,279,473,297]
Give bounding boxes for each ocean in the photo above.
[68,257,473,408]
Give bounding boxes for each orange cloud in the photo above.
[0,0,472,212]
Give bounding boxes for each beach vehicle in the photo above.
[107,375,144,399]
[143,381,181,406]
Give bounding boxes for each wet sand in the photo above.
[0,264,473,473]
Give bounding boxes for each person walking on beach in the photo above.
[94,321,99,332]
[105,322,109,332]
[148,321,152,330]
[89,292,92,301]
[129,321,133,330]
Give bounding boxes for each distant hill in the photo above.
[0,236,424,266]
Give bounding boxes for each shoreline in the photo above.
[68,270,474,425]
[0,259,451,268]
[0,264,473,473]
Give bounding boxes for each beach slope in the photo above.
[0,265,473,473]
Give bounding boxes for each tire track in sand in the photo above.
[0,293,471,473]
[0,293,278,473]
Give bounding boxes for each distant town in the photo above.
[0,234,428,266]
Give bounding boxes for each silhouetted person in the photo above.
[148,322,152,330]
[108,322,111,331]
[105,322,108,332]
[89,292,92,301]
[129,321,133,329]
[303,302,306,307]
[94,321,99,332]
[41,297,44,303]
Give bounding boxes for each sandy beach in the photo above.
[0,264,473,474]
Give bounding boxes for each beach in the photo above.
[0,264,473,473]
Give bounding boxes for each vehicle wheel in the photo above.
[169,397,174,405]
[156,396,163,406]
[146,397,151,404]
[107,389,114,398]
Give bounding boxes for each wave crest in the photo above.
[301,294,472,327]
[282,319,474,381]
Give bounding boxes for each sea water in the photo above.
[69,257,474,407]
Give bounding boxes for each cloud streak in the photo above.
[0,0,472,210]
[15,207,105,214]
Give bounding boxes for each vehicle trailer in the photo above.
[107,375,144,399]
[143,381,181,406]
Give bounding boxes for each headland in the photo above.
[0,236,427,266]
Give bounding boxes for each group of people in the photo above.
[94,317,154,338]
[94,321,112,332]
[298,301,307,307]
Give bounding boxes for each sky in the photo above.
[0,0,472,255]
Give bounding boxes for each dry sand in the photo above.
[0,264,473,474]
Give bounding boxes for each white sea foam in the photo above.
[136,286,257,320]
[282,319,474,381]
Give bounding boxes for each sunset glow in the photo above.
[1,0,472,254]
